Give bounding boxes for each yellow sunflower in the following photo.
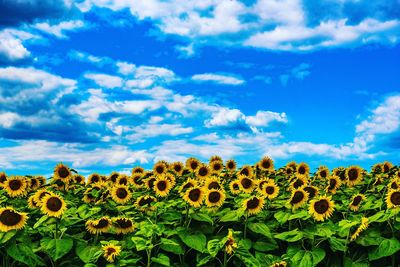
[86,217,112,234]
[153,176,172,197]
[53,163,72,181]
[170,162,184,176]
[257,178,274,192]
[303,185,319,199]
[72,174,85,185]
[326,176,341,194]
[386,189,400,209]
[186,157,201,172]
[179,178,197,193]
[204,177,222,191]
[209,155,223,163]
[153,161,168,176]
[238,165,253,177]
[183,187,204,208]
[113,217,135,234]
[258,156,274,171]
[316,166,330,179]
[229,180,241,195]
[4,176,28,197]
[262,183,280,200]
[40,193,67,218]
[131,173,144,188]
[0,171,7,186]
[196,164,211,180]
[205,189,226,208]
[225,159,237,172]
[28,195,40,209]
[28,177,40,191]
[389,179,399,190]
[372,163,383,174]
[285,161,297,174]
[350,217,369,241]
[296,162,310,176]
[135,195,157,211]
[116,174,130,186]
[132,166,145,175]
[36,175,46,187]
[346,166,363,187]
[33,188,51,205]
[224,229,238,255]
[382,161,393,173]
[0,207,28,232]
[269,261,287,267]
[289,189,309,209]
[239,175,255,193]
[309,195,335,221]
[209,160,224,174]
[87,173,102,185]
[243,196,265,215]
[110,185,132,204]
[349,194,366,211]
[102,242,121,263]
[290,175,307,190]
[109,172,120,184]
[145,176,157,189]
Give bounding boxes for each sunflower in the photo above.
[209,155,223,163]
[37,175,46,187]
[386,189,400,209]
[303,185,319,199]
[111,185,132,204]
[40,193,67,218]
[210,160,224,174]
[117,175,130,186]
[382,161,393,173]
[113,217,135,234]
[204,177,222,190]
[194,164,209,180]
[224,229,238,255]
[29,177,40,191]
[257,178,274,192]
[350,217,369,241]
[269,261,287,267]
[346,166,363,187]
[291,175,307,190]
[285,161,297,175]
[153,161,168,176]
[132,166,145,175]
[0,172,7,185]
[239,175,255,193]
[326,176,341,194]
[145,177,157,189]
[186,157,200,172]
[53,179,69,192]
[349,194,366,211]
[179,178,197,193]
[135,195,157,211]
[102,242,121,263]
[296,162,310,176]
[153,176,172,197]
[33,188,51,205]
[109,172,120,184]
[0,207,28,232]
[289,189,309,209]
[170,162,184,176]
[205,189,226,208]
[83,188,97,204]
[229,180,241,195]
[262,183,280,200]
[87,173,102,185]
[131,173,144,188]
[183,187,204,208]
[243,196,265,215]
[86,217,112,234]
[72,174,85,184]
[238,165,253,177]
[225,159,237,172]
[258,156,274,171]
[389,179,399,190]
[372,163,383,174]
[309,195,335,221]
[4,176,28,197]
[316,166,329,179]
[53,163,72,181]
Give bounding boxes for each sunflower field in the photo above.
[1,157,400,267]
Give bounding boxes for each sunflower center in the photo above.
[133,176,143,185]
[208,191,221,203]
[156,166,164,174]
[46,197,62,212]
[198,167,208,176]
[262,160,270,169]
[391,182,398,189]
[106,247,116,255]
[30,179,37,187]
[75,176,83,183]
[293,179,304,188]
[383,164,390,173]
[116,218,132,228]
[94,219,109,228]
[328,179,337,190]
[119,178,128,185]
[246,197,260,209]
[304,187,316,198]
[240,168,249,176]
[298,166,306,174]
[390,192,400,205]
[116,188,128,199]
[190,162,198,170]
[265,186,275,194]
[110,174,119,182]
[227,162,234,169]
[0,209,22,226]
[58,167,70,178]
[183,182,194,190]
[91,175,100,183]
[232,183,239,190]
[188,188,201,201]
[314,199,329,214]
[352,196,362,206]
[213,163,222,171]
[290,191,305,204]
[286,168,293,174]
[241,178,252,189]
[9,180,22,190]
[320,170,327,178]
[147,178,155,188]
[0,174,6,183]
[348,169,358,181]
[174,165,182,172]
[157,181,167,191]
[208,182,220,190]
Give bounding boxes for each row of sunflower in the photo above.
[0,157,400,267]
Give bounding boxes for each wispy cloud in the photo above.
[191,73,245,85]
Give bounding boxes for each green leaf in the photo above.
[160,238,184,255]
[75,241,102,263]
[219,210,241,222]
[329,237,347,252]
[310,248,325,265]
[178,232,207,253]
[252,240,279,252]
[368,210,390,223]
[368,238,400,261]
[247,223,272,238]
[235,247,261,267]
[161,211,182,221]
[33,215,49,229]
[288,210,311,220]
[290,248,325,267]
[356,229,385,246]
[343,257,369,267]
[239,239,252,250]
[131,236,149,251]
[196,254,213,266]
[274,210,290,224]
[40,237,74,261]
[7,242,45,266]
[151,253,170,266]
[0,230,17,244]
[207,239,224,257]
[191,213,213,225]
[274,229,303,242]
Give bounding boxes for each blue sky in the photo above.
[0,0,399,175]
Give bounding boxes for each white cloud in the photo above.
[191,73,245,85]
[0,29,36,61]
[34,20,86,38]
[126,123,193,142]
[205,108,245,127]
[85,73,123,88]
[245,111,288,127]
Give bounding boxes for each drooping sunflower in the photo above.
[37,176,46,187]
[131,173,144,188]
[87,173,102,185]
[113,217,135,234]
[296,162,310,177]
[28,177,40,191]
[269,261,287,267]
[309,195,335,221]
[204,177,222,190]
[210,160,224,174]
[179,178,197,193]
[229,180,241,195]
[258,156,274,172]
[0,172,7,186]
[350,217,369,241]
[0,207,28,232]
[116,174,130,186]
[109,172,120,184]
[28,195,40,209]
[183,187,204,208]
[326,176,341,194]
[346,166,363,187]
[238,165,253,177]
[239,175,255,193]
[86,217,112,234]
[290,175,307,190]
[316,166,330,180]
[225,159,237,172]
[40,193,67,218]
[186,157,200,172]
[4,176,28,197]
[135,195,157,211]
[382,161,393,174]
[153,176,172,197]
[209,155,223,163]
[349,194,366,211]
[72,174,85,185]
[372,163,383,174]
[243,196,265,215]
[83,188,97,204]
[110,185,132,204]
[102,242,121,263]
[53,163,72,182]
[386,189,400,209]
[224,229,238,255]
[303,185,319,199]
[132,166,145,175]
[205,189,226,208]
[170,162,184,176]
[289,189,309,209]
[153,161,168,176]
[262,183,280,200]
[285,161,297,175]
[145,176,157,189]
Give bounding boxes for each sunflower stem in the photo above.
[243,212,248,239]
[222,250,227,267]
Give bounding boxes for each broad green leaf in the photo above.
[219,210,241,222]
[368,210,390,223]
[274,210,290,224]
[151,253,170,266]
[343,257,369,267]
[239,239,252,250]
[310,248,325,265]
[75,241,102,263]
[274,229,303,242]
[196,254,213,266]
[329,237,347,252]
[0,230,17,244]
[7,242,45,266]
[33,215,49,229]
[291,248,325,267]
[161,211,182,221]
[131,236,148,251]
[207,239,224,257]
[247,223,272,238]
[178,231,207,253]
[191,213,213,225]
[252,240,278,252]
[356,229,385,246]
[160,238,184,255]
[288,210,310,220]
[235,247,261,267]
[40,237,74,261]
[368,238,400,261]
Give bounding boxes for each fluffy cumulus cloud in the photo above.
[0,29,37,62]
